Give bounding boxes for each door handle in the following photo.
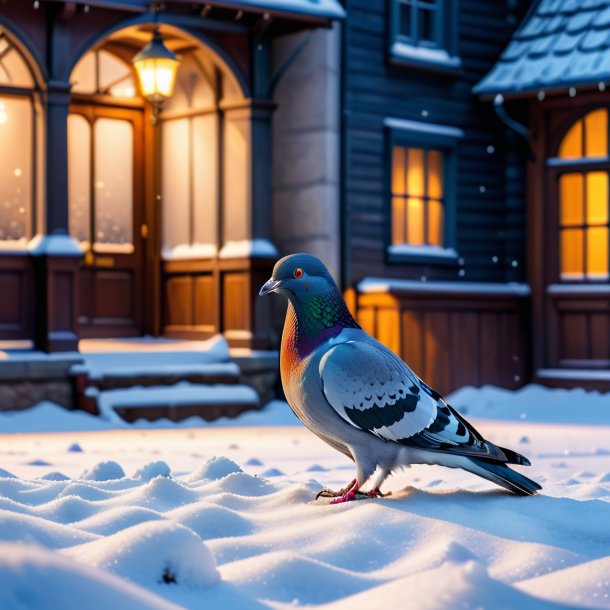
[141,224,149,239]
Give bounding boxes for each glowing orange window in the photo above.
[391,146,444,247]
[558,109,609,281]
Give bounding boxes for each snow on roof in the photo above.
[475,0,610,97]
[52,0,345,21]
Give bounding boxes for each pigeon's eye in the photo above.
[293,267,303,279]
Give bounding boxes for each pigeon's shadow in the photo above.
[375,486,610,558]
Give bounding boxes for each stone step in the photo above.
[71,362,241,392]
[90,383,260,424]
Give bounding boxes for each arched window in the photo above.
[71,49,137,98]
[557,109,609,281]
[0,29,36,248]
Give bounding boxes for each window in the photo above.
[0,29,36,248]
[386,117,461,263]
[71,49,137,98]
[398,0,441,47]
[68,115,135,253]
[556,109,609,281]
[161,53,218,259]
[391,146,444,247]
[390,0,460,71]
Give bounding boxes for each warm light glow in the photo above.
[133,29,179,103]
[428,198,443,246]
[559,109,608,159]
[585,109,607,157]
[134,57,178,99]
[391,197,405,244]
[0,102,6,124]
[561,229,584,280]
[587,227,608,278]
[587,172,608,224]
[559,173,583,225]
[407,198,424,244]
[406,148,424,197]
[559,120,582,159]
[391,145,445,247]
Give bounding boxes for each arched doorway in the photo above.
[68,23,246,338]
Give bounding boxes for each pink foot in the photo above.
[330,480,359,504]
[315,479,356,501]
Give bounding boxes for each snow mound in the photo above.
[0,543,178,610]
[65,521,219,588]
[67,443,83,453]
[81,461,126,481]
[134,461,171,481]
[168,502,254,540]
[188,456,242,481]
[0,468,16,479]
[73,506,164,536]
[40,471,70,481]
[324,560,569,610]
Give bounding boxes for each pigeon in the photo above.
[259,253,541,503]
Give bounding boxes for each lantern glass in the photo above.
[132,28,179,103]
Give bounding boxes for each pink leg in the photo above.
[330,479,360,504]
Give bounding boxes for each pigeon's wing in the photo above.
[319,340,507,461]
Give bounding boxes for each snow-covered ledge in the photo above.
[161,243,217,261]
[358,277,531,297]
[28,234,83,257]
[218,239,278,260]
[387,244,459,264]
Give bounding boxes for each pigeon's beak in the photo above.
[259,278,282,296]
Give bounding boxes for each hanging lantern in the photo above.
[133,26,179,107]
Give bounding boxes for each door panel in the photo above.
[69,104,145,337]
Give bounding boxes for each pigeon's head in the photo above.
[259,253,338,300]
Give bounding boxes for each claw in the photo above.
[315,479,356,500]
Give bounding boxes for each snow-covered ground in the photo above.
[1,385,610,609]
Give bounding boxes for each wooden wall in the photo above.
[162,256,274,349]
[0,255,34,340]
[343,0,528,285]
[356,285,530,395]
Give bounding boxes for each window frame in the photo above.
[547,107,610,284]
[385,117,461,266]
[0,31,38,250]
[388,0,461,74]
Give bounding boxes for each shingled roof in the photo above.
[475,0,610,97]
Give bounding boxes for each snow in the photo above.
[218,239,278,259]
[0,384,610,608]
[383,116,465,139]
[28,233,83,257]
[358,277,532,296]
[214,0,346,20]
[387,244,459,259]
[161,243,217,261]
[389,42,462,71]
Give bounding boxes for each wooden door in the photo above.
[68,104,146,337]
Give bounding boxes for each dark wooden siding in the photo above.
[356,286,529,395]
[343,0,528,285]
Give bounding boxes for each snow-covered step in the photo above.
[72,362,241,391]
[92,383,260,424]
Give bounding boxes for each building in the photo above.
[0,0,609,414]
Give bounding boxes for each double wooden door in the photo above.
[68,104,146,337]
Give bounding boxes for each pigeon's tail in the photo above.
[465,457,542,496]
[497,446,531,466]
